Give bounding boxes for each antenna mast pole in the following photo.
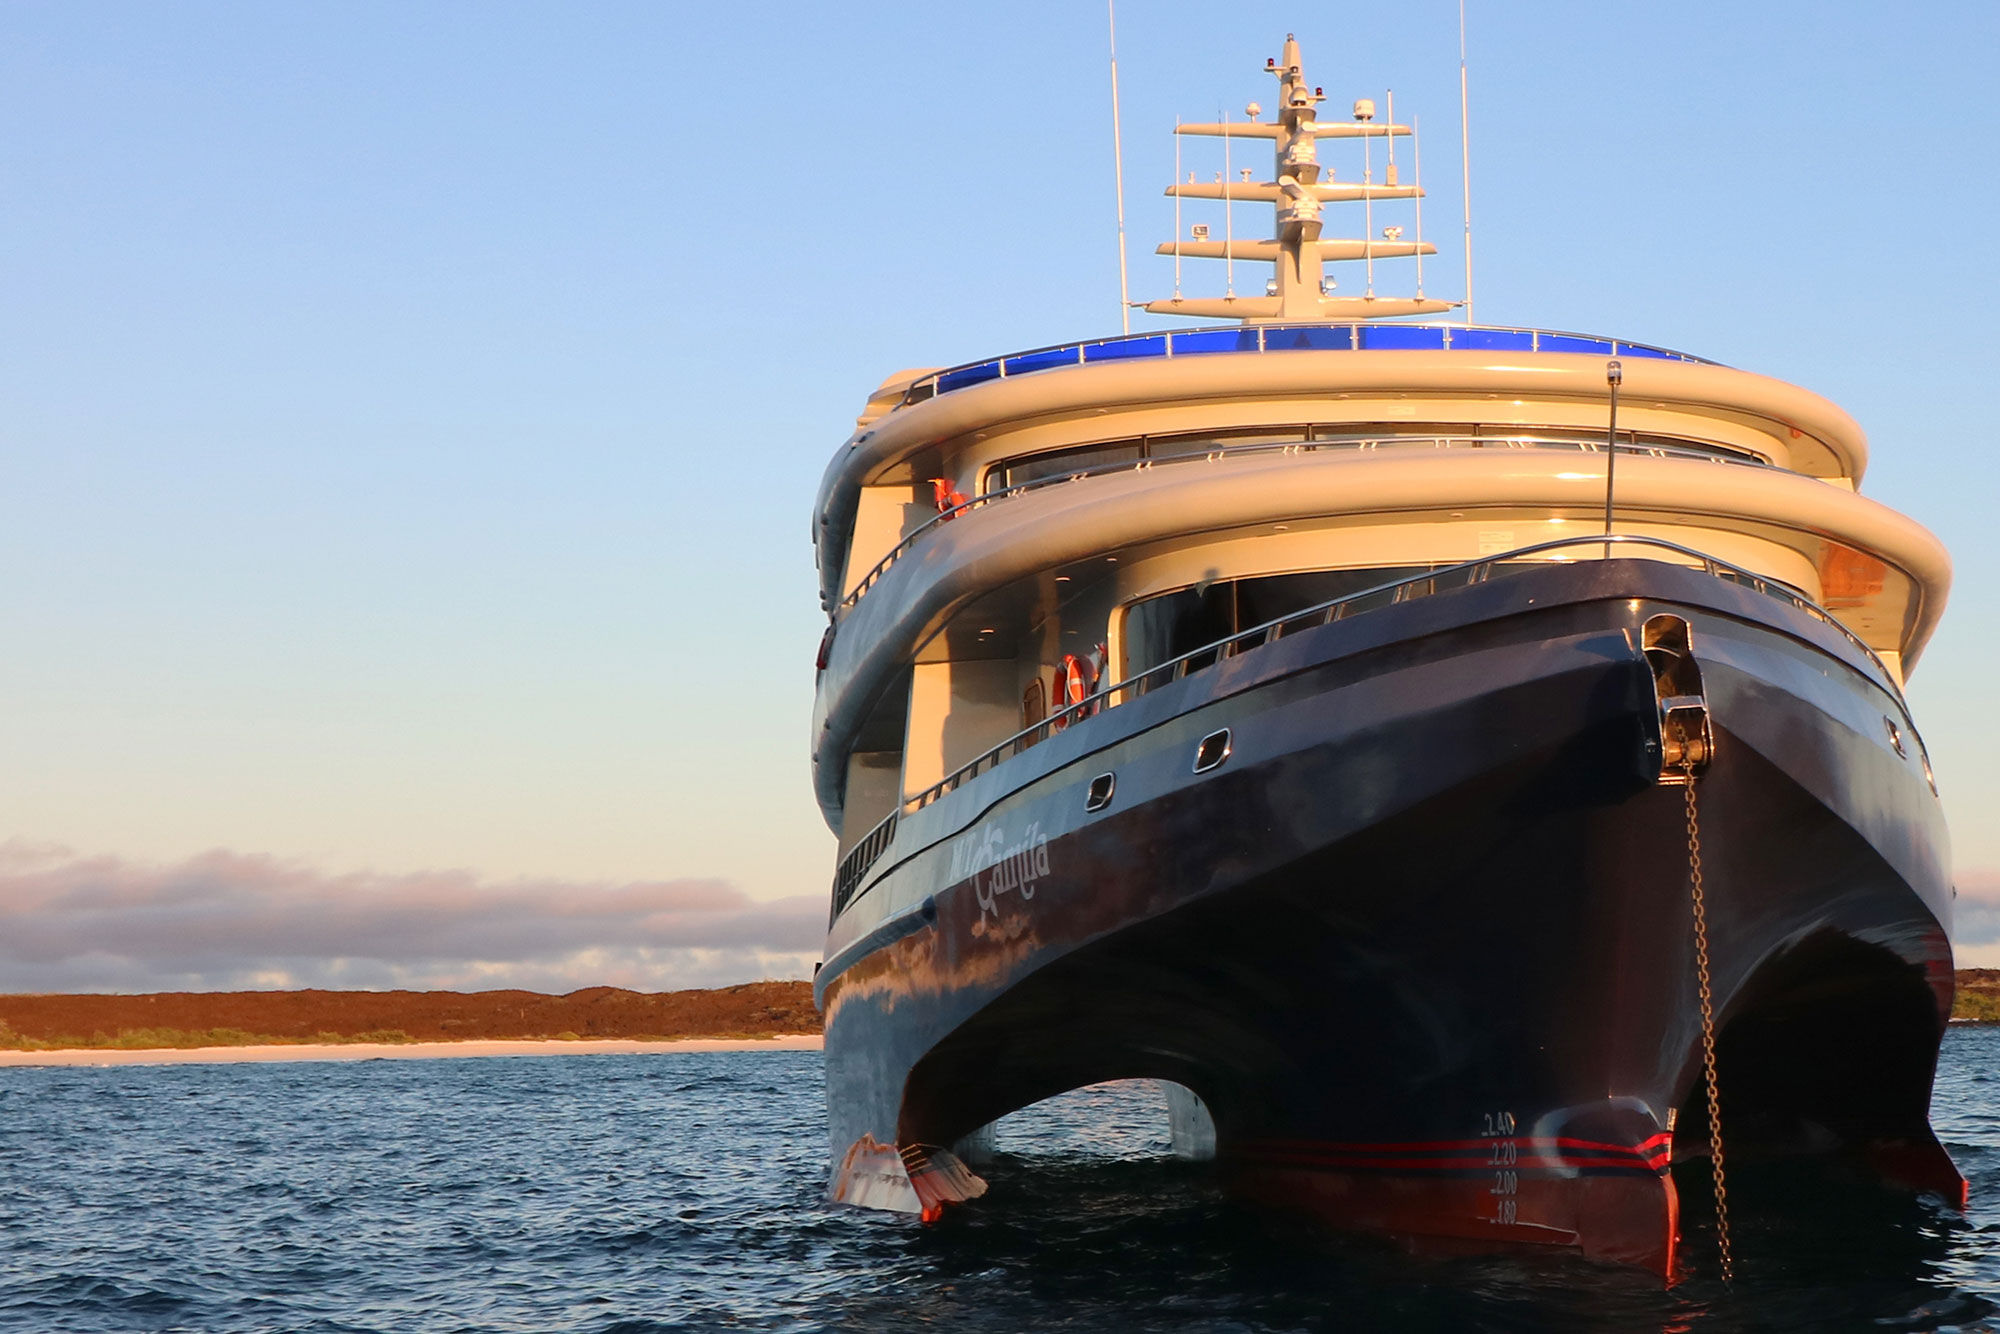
[1458,0,1475,325]
[1173,117,1183,299]
[1109,0,1131,333]
[1413,115,1427,296]
[1604,360,1623,555]
[1222,108,1234,297]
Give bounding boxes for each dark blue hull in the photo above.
[815,560,1960,1274]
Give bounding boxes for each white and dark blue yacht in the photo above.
[807,35,1962,1278]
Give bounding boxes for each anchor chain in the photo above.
[1682,755,1734,1283]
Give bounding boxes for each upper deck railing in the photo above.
[836,431,1766,614]
[825,534,1902,921]
[884,323,1714,413]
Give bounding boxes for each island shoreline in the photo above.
[0,1034,824,1068]
[0,970,1988,1067]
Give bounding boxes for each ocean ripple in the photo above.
[0,1034,1995,1331]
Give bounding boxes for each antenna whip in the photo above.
[1459,0,1475,324]
[1109,0,1131,333]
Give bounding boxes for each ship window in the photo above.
[1144,427,1312,459]
[980,426,1768,501]
[990,442,1143,492]
[1021,677,1047,730]
[1121,566,1431,678]
[1084,772,1116,812]
[985,428,1319,493]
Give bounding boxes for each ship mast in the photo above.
[1145,35,1459,323]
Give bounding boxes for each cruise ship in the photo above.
[808,35,1962,1278]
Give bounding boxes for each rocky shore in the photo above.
[0,972,1991,1053]
[1959,969,2000,1023]
[0,980,820,1051]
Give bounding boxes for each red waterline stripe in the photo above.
[1240,1152,1664,1168]
[1241,1152,1667,1174]
[1250,1132,1670,1160]
[1241,1139,1670,1172]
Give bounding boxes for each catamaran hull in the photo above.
[814,561,1960,1276]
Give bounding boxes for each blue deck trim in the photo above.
[1083,334,1166,362]
[1172,328,1263,355]
[936,361,1003,394]
[1263,325,1355,351]
[905,323,1714,406]
[1358,324,1448,350]
[1449,327,1535,352]
[1003,345,1084,376]
[1535,332,1617,356]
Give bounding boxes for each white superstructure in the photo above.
[808,36,1949,888]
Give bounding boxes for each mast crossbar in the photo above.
[1142,33,1459,325]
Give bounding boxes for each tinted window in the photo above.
[1121,566,1431,676]
[992,442,1143,491]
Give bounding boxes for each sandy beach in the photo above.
[0,1034,823,1068]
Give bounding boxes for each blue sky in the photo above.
[3,1,1997,987]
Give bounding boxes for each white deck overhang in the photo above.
[810,447,1947,823]
[814,350,1873,612]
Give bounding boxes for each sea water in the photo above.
[1,1029,1995,1332]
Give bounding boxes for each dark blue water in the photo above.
[2,1029,1995,1333]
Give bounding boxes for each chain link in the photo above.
[1683,758,1734,1283]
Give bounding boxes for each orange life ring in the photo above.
[931,478,969,518]
[1049,653,1090,733]
[1063,653,1091,707]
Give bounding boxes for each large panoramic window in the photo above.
[1119,566,1433,678]
[984,427,1315,492]
[989,441,1143,491]
[982,425,1769,498]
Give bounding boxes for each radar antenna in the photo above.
[1144,34,1460,323]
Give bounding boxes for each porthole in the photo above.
[1884,716,1908,759]
[1193,728,1232,774]
[1084,772,1116,813]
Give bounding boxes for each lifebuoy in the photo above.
[1063,653,1090,708]
[1050,652,1093,732]
[931,477,969,518]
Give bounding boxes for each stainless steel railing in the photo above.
[904,534,1898,810]
[894,322,1712,407]
[829,810,898,924]
[827,534,1903,921]
[835,435,1768,614]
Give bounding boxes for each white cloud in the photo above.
[0,841,822,993]
[1955,870,2000,968]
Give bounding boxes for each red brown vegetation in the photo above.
[0,981,820,1050]
[1958,969,2000,1023]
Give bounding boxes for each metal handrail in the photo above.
[829,809,898,924]
[836,435,1770,614]
[892,322,1715,409]
[897,534,1903,815]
